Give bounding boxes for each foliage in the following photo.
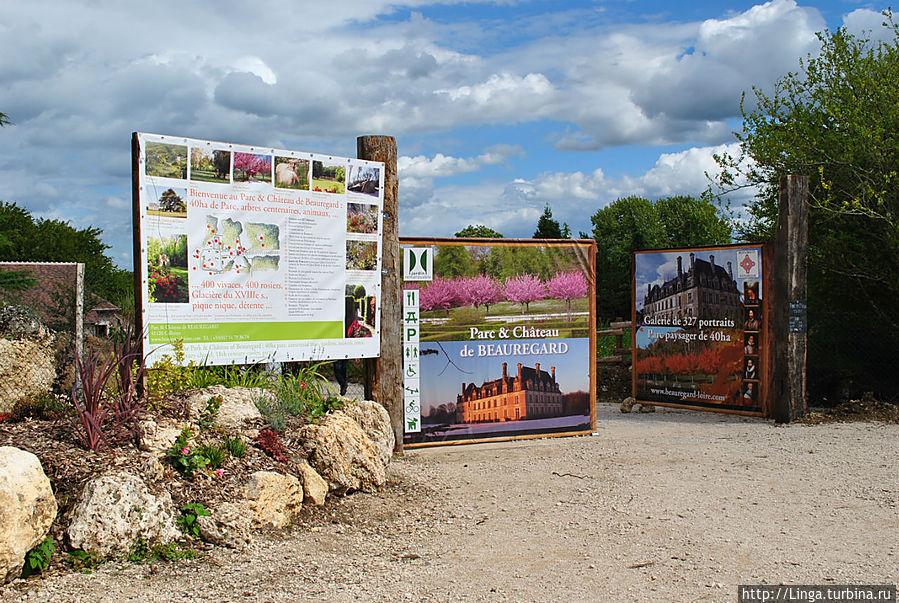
[433,245,476,278]
[167,426,209,477]
[255,365,344,430]
[454,224,503,238]
[0,201,133,308]
[0,267,36,292]
[0,111,11,126]
[233,152,272,182]
[177,503,211,539]
[8,392,71,422]
[715,19,899,399]
[147,340,194,402]
[590,194,732,321]
[254,428,288,463]
[67,549,104,573]
[197,395,222,431]
[546,271,589,320]
[196,442,227,469]
[418,276,460,314]
[108,324,148,445]
[127,538,197,563]
[533,204,571,239]
[457,275,503,314]
[71,345,116,451]
[224,435,247,458]
[22,537,55,577]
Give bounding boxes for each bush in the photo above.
[224,435,247,458]
[254,429,288,463]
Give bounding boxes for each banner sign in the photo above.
[133,132,384,365]
[400,238,597,447]
[403,289,421,432]
[633,244,768,415]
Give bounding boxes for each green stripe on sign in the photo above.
[148,321,343,344]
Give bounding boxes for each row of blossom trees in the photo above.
[410,271,588,319]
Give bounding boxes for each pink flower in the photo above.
[180,447,190,455]
[214,469,225,478]
[301,381,306,389]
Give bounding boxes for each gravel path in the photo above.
[3,404,896,602]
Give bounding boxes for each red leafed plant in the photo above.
[254,429,288,463]
[71,346,116,451]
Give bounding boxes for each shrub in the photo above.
[177,502,211,539]
[254,429,287,463]
[71,345,116,451]
[22,537,55,577]
[9,392,71,422]
[196,442,226,469]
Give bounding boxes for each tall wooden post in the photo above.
[773,175,808,422]
[357,135,403,454]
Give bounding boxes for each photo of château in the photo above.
[640,252,741,324]
[457,361,565,424]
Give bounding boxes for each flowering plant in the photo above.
[347,319,371,338]
[167,426,209,476]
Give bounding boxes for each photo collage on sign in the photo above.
[137,133,384,365]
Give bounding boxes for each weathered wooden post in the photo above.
[772,174,808,422]
[357,135,403,454]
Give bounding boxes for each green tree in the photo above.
[433,245,476,278]
[715,19,899,399]
[590,195,731,321]
[533,204,569,239]
[454,224,503,238]
[0,111,10,127]
[0,201,133,312]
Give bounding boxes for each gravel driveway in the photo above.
[3,404,896,602]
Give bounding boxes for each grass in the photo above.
[190,168,228,183]
[312,177,345,194]
[147,209,187,218]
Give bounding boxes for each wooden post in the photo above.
[74,262,84,395]
[772,175,808,422]
[357,135,403,454]
[131,133,147,397]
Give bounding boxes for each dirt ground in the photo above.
[2,403,896,602]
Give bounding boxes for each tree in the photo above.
[419,277,459,315]
[433,245,476,278]
[455,224,503,238]
[0,201,132,310]
[233,153,271,181]
[715,18,899,399]
[503,274,546,314]
[159,188,186,213]
[533,204,567,239]
[546,271,588,321]
[459,275,503,314]
[0,112,10,127]
[590,195,731,322]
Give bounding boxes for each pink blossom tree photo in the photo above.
[546,271,589,321]
[503,274,546,314]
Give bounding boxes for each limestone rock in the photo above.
[297,460,328,506]
[138,417,185,456]
[182,385,267,431]
[300,412,387,494]
[242,471,303,529]
[339,399,394,467]
[620,397,635,413]
[637,403,656,413]
[197,502,251,549]
[0,447,57,584]
[67,471,180,557]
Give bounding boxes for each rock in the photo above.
[620,397,635,413]
[138,452,165,482]
[67,472,180,557]
[197,502,251,549]
[297,460,328,506]
[138,417,186,456]
[182,385,267,431]
[637,403,656,413]
[300,412,387,494]
[242,471,303,529]
[0,447,57,584]
[339,399,394,467]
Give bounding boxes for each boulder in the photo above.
[138,417,186,457]
[242,471,303,529]
[297,460,328,506]
[620,396,635,413]
[339,399,394,467]
[0,447,57,584]
[300,412,387,494]
[197,502,251,549]
[637,403,656,413]
[67,472,180,557]
[182,385,267,431]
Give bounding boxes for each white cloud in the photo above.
[398,145,522,205]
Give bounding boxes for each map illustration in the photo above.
[196,216,280,275]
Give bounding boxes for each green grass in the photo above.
[147,209,187,218]
[190,168,228,183]
[312,177,345,194]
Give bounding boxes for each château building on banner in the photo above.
[642,253,741,323]
[457,362,563,423]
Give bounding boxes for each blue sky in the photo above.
[0,0,890,268]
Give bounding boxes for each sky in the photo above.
[0,0,891,269]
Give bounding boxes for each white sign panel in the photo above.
[135,132,384,365]
[403,289,421,432]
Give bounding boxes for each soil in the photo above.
[2,403,897,602]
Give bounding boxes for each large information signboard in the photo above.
[633,244,769,415]
[401,238,597,447]
[133,132,384,365]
